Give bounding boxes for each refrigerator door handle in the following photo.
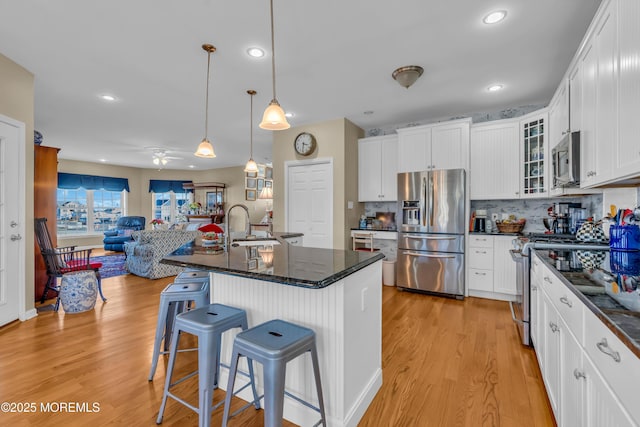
[422,176,427,227]
[405,234,456,240]
[429,173,435,227]
[405,251,456,259]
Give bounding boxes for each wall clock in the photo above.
[294,132,317,156]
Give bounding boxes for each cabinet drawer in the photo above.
[584,308,640,422]
[543,273,584,342]
[468,247,493,269]
[468,268,493,292]
[469,235,493,248]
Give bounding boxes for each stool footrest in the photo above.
[169,369,198,388]
[284,390,322,414]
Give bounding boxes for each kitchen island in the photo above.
[162,234,385,427]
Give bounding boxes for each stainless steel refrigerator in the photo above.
[396,169,466,298]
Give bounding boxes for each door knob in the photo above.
[10,234,22,241]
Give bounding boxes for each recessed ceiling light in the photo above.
[100,94,116,101]
[487,84,504,92]
[99,159,107,162]
[247,47,265,58]
[188,165,196,169]
[284,112,294,118]
[483,10,507,24]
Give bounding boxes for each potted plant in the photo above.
[150,218,164,230]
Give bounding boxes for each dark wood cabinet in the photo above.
[34,145,60,302]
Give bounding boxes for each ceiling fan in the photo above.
[150,148,182,166]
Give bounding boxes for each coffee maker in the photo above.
[473,209,487,232]
[552,202,582,234]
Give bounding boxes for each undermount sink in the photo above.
[231,239,280,247]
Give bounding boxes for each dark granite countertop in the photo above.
[533,249,640,358]
[469,231,521,236]
[350,227,397,232]
[162,233,384,289]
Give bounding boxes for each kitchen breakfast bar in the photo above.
[162,234,385,427]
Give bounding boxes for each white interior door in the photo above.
[0,116,26,326]
[286,159,333,249]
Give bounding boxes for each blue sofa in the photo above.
[103,216,146,252]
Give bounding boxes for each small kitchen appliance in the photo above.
[473,210,487,232]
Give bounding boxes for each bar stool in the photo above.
[156,304,260,427]
[148,280,210,381]
[222,319,327,427]
[174,269,210,283]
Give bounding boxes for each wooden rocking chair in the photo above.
[34,218,105,309]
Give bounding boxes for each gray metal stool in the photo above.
[174,269,210,283]
[156,304,260,427]
[148,280,210,381]
[222,319,327,427]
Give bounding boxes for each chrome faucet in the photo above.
[224,203,251,251]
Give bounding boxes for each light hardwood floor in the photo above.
[0,266,554,426]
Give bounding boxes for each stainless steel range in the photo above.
[510,235,609,346]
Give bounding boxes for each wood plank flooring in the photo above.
[0,268,554,426]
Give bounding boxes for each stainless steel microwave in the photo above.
[552,131,580,187]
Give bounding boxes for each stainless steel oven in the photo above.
[510,238,609,346]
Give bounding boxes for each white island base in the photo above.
[210,260,382,427]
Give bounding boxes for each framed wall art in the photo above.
[245,177,257,189]
[245,189,256,201]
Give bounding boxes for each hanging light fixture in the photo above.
[392,65,424,89]
[244,90,259,173]
[195,44,217,158]
[259,0,290,130]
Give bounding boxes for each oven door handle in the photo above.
[509,301,523,325]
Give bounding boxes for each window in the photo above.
[152,192,192,223]
[57,189,127,236]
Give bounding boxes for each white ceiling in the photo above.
[0,0,601,170]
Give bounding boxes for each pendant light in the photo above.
[259,0,290,130]
[244,90,259,172]
[194,44,217,158]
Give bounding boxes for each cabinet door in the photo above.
[380,136,398,201]
[542,290,561,418]
[492,236,517,295]
[593,4,616,185]
[469,121,520,199]
[615,0,640,179]
[549,80,570,149]
[430,121,469,170]
[397,129,431,173]
[569,64,582,137]
[520,113,548,198]
[559,318,584,427]
[583,356,636,427]
[581,41,598,186]
[358,138,382,201]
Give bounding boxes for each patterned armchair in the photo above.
[124,230,199,279]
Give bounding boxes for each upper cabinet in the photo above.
[397,119,470,173]
[615,0,640,179]
[520,111,549,198]
[470,119,520,199]
[560,0,640,188]
[548,80,570,149]
[358,135,398,202]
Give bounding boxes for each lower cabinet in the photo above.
[531,252,639,427]
[283,235,303,246]
[467,234,516,300]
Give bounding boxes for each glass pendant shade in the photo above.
[194,138,216,158]
[259,100,290,130]
[244,158,258,173]
[259,186,273,199]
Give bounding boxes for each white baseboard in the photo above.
[343,367,383,427]
[20,308,38,321]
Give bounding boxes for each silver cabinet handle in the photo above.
[560,296,573,308]
[10,234,22,241]
[532,285,538,291]
[544,276,552,284]
[475,250,487,254]
[10,221,18,228]
[596,338,621,363]
[573,369,585,380]
[549,322,559,333]
[474,272,487,276]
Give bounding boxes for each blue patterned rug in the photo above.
[92,254,127,278]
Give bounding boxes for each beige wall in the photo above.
[271,118,364,249]
[0,53,35,312]
[58,160,270,247]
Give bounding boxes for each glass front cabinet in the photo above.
[520,112,548,198]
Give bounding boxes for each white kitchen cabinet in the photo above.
[358,135,398,201]
[397,118,470,173]
[530,249,640,426]
[467,234,516,300]
[469,120,520,199]
[548,79,570,149]
[282,235,303,246]
[520,111,549,198]
[614,0,640,180]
